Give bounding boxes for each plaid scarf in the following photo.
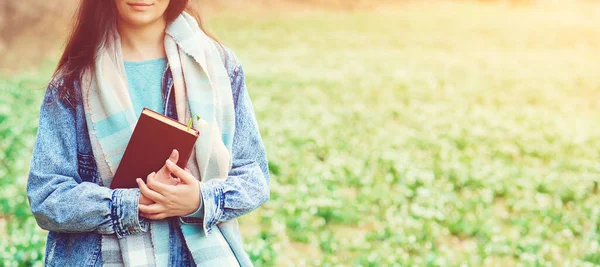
[81,12,241,266]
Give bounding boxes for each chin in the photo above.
[122,13,164,26]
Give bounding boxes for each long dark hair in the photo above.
[51,0,215,104]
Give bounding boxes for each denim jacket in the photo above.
[26,45,270,266]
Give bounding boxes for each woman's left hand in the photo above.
[137,159,201,220]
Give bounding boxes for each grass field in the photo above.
[2,1,600,266]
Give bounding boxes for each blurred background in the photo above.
[2,0,600,266]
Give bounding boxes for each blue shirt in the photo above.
[123,57,168,116]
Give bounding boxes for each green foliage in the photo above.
[0,73,47,266]
[3,2,600,266]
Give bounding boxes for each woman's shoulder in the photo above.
[210,39,243,79]
[209,39,250,108]
[44,77,79,112]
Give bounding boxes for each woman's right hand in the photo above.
[138,149,181,206]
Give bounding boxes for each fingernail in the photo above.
[136,178,141,182]
[166,159,174,166]
[170,149,176,158]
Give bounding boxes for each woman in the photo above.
[26,0,270,266]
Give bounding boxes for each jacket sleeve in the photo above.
[180,52,271,234]
[26,85,148,238]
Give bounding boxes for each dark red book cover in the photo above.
[110,108,199,189]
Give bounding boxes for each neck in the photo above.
[118,18,167,61]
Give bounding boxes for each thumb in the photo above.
[168,149,179,164]
[166,159,196,184]
[158,149,179,178]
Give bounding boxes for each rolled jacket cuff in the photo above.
[111,189,149,238]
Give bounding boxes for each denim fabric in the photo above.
[26,45,270,266]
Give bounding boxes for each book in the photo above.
[110,108,199,189]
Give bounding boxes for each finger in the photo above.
[138,203,165,214]
[166,159,196,184]
[157,149,179,179]
[184,168,192,174]
[140,212,159,219]
[140,212,167,220]
[146,171,175,194]
[137,178,164,202]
